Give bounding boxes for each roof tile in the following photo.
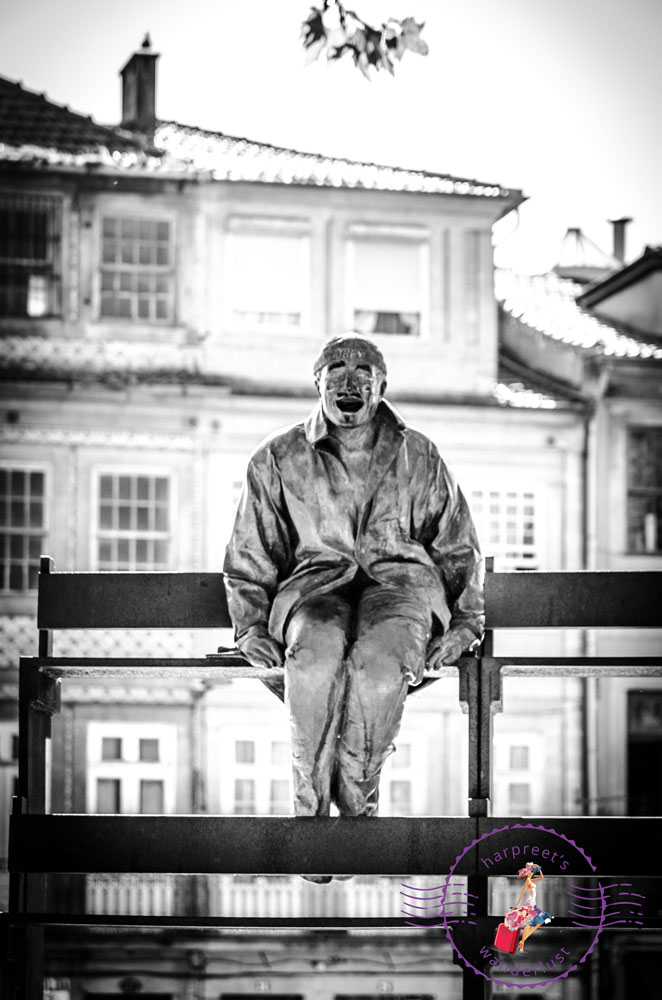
[153,120,512,197]
[495,268,662,361]
[0,75,146,155]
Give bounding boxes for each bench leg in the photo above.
[7,661,61,1000]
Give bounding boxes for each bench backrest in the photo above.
[37,560,662,631]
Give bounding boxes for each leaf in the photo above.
[400,17,429,56]
[301,3,428,76]
[304,37,327,65]
[301,9,326,48]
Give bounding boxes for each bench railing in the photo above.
[2,556,662,1000]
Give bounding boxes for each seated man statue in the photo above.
[223,334,484,820]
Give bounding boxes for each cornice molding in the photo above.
[0,425,194,450]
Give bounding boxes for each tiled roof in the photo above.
[495,267,662,361]
[0,73,518,198]
[0,76,147,157]
[576,245,662,309]
[152,120,514,198]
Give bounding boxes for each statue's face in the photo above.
[317,356,386,428]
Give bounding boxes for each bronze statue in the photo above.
[224,334,484,824]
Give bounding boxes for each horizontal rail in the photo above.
[9,815,662,876]
[36,569,662,631]
[9,815,474,876]
[3,914,661,930]
[29,655,460,681]
[29,655,662,680]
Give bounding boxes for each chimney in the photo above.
[609,217,632,264]
[120,34,159,139]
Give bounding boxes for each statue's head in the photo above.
[314,334,387,428]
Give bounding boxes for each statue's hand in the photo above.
[238,632,284,670]
[426,632,465,670]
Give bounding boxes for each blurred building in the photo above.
[1,37,660,1000]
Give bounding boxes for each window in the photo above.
[101,737,123,761]
[100,216,174,322]
[227,217,310,331]
[0,193,62,317]
[627,427,662,553]
[97,778,121,813]
[140,779,164,813]
[0,468,46,592]
[628,691,662,814]
[348,226,428,337]
[510,746,529,770]
[269,779,290,815]
[221,728,293,814]
[87,723,177,814]
[271,741,290,766]
[508,782,531,813]
[97,473,170,570]
[469,488,538,570]
[235,740,255,764]
[389,780,412,816]
[139,738,160,762]
[234,778,256,815]
[392,743,411,768]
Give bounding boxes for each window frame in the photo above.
[0,463,49,595]
[626,425,662,555]
[465,484,541,572]
[220,725,293,815]
[86,721,177,814]
[508,781,532,814]
[0,191,63,319]
[224,215,312,336]
[345,222,430,342]
[90,465,175,571]
[388,778,413,816]
[380,735,425,815]
[97,210,177,325]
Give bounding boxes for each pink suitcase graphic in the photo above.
[494,921,520,953]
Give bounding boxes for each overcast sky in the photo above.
[2,0,661,272]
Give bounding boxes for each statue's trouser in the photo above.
[284,583,432,816]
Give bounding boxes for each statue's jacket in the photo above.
[223,400,485,646]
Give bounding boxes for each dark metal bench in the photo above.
[3,556,662,999]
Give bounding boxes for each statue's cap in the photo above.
[313,334,387,376]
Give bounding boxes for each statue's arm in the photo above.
[223,452,291,667]
[418,449,485,666]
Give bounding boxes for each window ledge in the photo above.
[87,322,190,345]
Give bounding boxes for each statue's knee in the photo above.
[286,625,347,675]
[348,638,402,692]
[350,626,426,690]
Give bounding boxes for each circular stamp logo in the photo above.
[401,823,644,990]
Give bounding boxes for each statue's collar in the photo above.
[305,399,406,445]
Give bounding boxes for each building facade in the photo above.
[1,39,660,1000]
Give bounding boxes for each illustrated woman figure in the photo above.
[504,860,553,951]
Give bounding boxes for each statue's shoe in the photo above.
[299,874,355,884]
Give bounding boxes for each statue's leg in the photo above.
[335,587,431,816]
[284,595,353,816]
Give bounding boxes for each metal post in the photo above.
[8,556,61,1000]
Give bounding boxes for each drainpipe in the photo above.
[188,680,210,917]
[580,365,611,817]
[580,411,597,816]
